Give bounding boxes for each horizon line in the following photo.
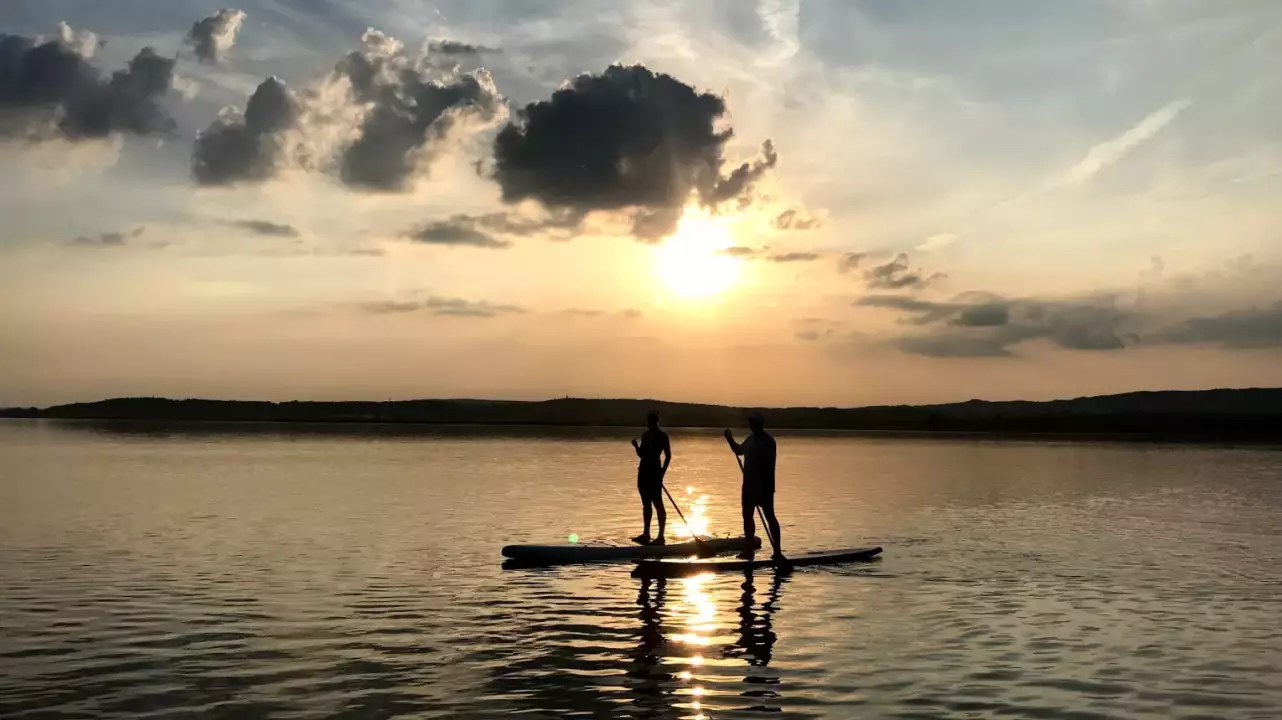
[4,385,1280,414]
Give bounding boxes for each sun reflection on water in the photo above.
[673,486,711,539]
[675,572,717,718]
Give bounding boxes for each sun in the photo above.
[653,212,742,300]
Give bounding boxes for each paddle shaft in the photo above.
[659,476,708,551]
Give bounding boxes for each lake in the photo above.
[2,420,1281,719]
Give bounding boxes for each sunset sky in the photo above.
[2,1,1280,408]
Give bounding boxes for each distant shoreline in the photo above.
[4,389,1282,441]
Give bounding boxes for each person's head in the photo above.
[748,411,764,434]
[646,410,660,429]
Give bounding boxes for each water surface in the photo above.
[2,420,1281,718]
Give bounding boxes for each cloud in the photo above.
[1151,302,1282,349]
[361,296,525,318]
[1060,99,1191,186]
[0,28,176,142]
[837,252,867,273]
[404,210,582,248]
[228,219,300,237]
[191,30,505,189]
[406,219,510,249]
[864,253,945,290]
[917,232,957,252]
[561,308,643,319]
[186,9,247,64]
[70,226,146,247]
[492,63,778,239]
[773,208,822,230]
[427,39,494,56]
[768,251,820,263]
[717,246,760,258]
[192,76,298,184]
[858,292,1132,357]
[336,31,506,191]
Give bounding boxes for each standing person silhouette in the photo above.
[631,411,671,545]
[725,412,782,560]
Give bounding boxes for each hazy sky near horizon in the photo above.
[2,0,1281,408]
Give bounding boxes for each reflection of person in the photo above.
[628,577,675,716]
[724,412,782,559]
[724,568,786,670]
[631,411,671,545]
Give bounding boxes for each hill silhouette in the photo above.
[3,388,1282,439]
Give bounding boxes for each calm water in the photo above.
[2,420,1281,719]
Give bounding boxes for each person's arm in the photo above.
[661,433,671,471]
[631,437,643,457]
[723,428,742,455]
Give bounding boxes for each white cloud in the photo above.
[917,232,958,252]
[1060,99,1192,186]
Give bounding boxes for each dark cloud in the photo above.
[864,253,945,290]
[361,296,525,318]
[717,246,760,258]
[954,302,1010,327]
[427,39,494,55]
[708,139,778,203]
[1151,302,1282,349]
[859,292,1130,357]
[492,63,778,239]
[837,252,866,273]
[773,208,822,230]
[768,251,820,263]
[0,28,176,141]
[70,226,146,247]
[856,294,958,324]
[407,219,511,249]
[186,9,246,64]
[191,30,504,189]
[73,232,127,247]
[229,219,300,237]
[192,76,297,185]
[336,30,505,191]
[405,210,581,248]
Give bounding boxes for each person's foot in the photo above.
[632,533,651,545]
[771,551,787,562]
[649,535,665,546]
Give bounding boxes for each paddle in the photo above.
[731,446,788,565]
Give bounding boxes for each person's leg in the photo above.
[653,490,667,542]
[738,488,756,559]
[759,493,782,557]
[634,471,652,543]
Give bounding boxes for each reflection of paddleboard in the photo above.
[501,536,761,567]
[631,546,883,578]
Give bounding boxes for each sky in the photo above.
[2,0,1281,408]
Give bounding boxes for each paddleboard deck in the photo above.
[630,546,883,577]
[501,536,761,567]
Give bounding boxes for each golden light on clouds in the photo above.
[653,210,742,301]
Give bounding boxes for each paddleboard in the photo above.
[630,546,883,578]
[501,536,760,567]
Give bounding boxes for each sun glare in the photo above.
[654,212,741,300]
